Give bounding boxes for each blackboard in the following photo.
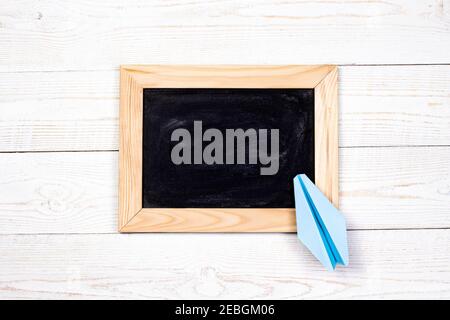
[142,88,315,208]
[119,65,338,232]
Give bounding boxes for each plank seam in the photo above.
[2,144,450,154]
[2,227,450,236]
[0,63,450,74]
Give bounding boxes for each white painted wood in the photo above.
[340,146,450,229]
[0,70,118,152]
[0,147,448,234]
[0,152,117,234]
[1,0,450,300]
[1,230,449,299]
[0,0,449,72]
[339,65,450,147]
[0,65,449,152]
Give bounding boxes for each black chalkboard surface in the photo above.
[142,88,314,208]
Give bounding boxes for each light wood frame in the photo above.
[119,65,338,232]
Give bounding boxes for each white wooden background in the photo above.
[0,0,449,299]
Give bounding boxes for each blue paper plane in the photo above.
[293,174,349,271]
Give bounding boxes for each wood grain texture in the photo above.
[1,65,448,152]
[1,230,450,299]
[0,146,449,234]
[315,67,339,206]
[1,0,450,299]
[122,209,296,233]
[119,68,143,230]
[0,152,117,234]
[0,0,449,71]
[340,65,450,147]
[0,70,119,152]
[340,145,450,229]
[123,65,334,88]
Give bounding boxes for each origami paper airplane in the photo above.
[293,174,349,271]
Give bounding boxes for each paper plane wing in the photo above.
[293,174,349,271]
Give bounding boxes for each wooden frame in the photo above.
[119,65,338,232]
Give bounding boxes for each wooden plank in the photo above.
[341,146,450,229]
[0,229,449,299]
[0,147,449,234]
[339,65,450,147]
[0,70,118,152]
[0,152,117,234]
[0,0,449,72]
[0,65,448,152]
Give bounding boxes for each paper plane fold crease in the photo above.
[293,174,349,271]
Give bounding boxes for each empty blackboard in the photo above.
[119,65,338,232]
[142,88,314,208]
